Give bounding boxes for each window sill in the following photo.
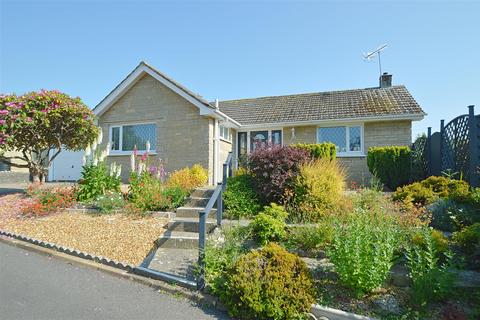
[336,153,366,158]
[220,138,232,144]
[109,151,158,156]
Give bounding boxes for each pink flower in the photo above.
[0,110,8,115]
[141,152,147,162]
[0,119,6,125]
[25,117,32,122]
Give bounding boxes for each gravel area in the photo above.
[0,193,168,265]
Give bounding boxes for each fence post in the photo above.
[440,119,445,172]
[468,105,478,187]
[427,127,432,176]
[217,182,223,226]
[197,210,207,290]
[228,152,233,177]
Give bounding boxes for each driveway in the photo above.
[0,242,229,320]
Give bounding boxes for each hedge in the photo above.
[292,143,336,160]
[367,146,411,190]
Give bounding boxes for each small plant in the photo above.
[223,243,315,320]
[284,223,334,256]
[93,191,124,213]
[452,223,480,254]
[411,229,449,254]
[249,203,288,245]
[166,164,208,192]
[405,228,456,308]
[21,185,76,216]
[428,198,480,232]
[223,171,261,219]
[367,146,411,190]
[327,210,400,296]
[287,158,346,223]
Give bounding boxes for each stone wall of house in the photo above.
[282,120,412,185]
[98,73,214,183]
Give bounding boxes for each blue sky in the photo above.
[1,0,479,139]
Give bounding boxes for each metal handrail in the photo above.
[197,151,233,289]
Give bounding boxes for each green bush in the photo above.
[427,198,480,232]
[93,191,124,213]
[411,229,449,255]
[393,176,470,207]
[292,142,336,160]
[367,146,411,190]
[223,173,262,219]
[406,228,455,308]
[327,210,400,296]
[77,162,121,202]
[224,243,315,320]
[284,223,334,256]
[249,203,288,245]
[452,223,480,254]
[288,158,346,223]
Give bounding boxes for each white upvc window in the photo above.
[237,128,283,156]
[219,125,232,142]
[317,124,363,156]
[109,123,157,154]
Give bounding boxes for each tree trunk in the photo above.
[29,167,42,184]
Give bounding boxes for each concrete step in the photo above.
[176,207,217,219]
[184,197,212,208]
[167,217,216,233]
[191,188,215,198]
[156,231,199,249]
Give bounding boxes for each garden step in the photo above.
[184,197,213,208]
[191,188,215,198]
[167,217,216,233]
[175,207,217,219]
[156,231,199,249]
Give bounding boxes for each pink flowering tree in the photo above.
[0,90,99,182]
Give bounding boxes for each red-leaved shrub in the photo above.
[248,145,310,204]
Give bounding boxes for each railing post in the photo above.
[217,183,223,226]
[197,210,207,290]
[222,163,227,192]
[468,105,478,187]
[228,152,233,177]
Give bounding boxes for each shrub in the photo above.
[367,146,411,190]
[411,229,449,254]
[406,228,455,308]
[166,164,208,192]
[224,243,315,319]
[249,203,288,245]
[248,145,310,204]
[452,223,480,254]
[327,210,400,296]
[292,143,336,160]
[77,162,121,202]
[284,223,334,256]
[287,158,346,223]
[22,185,76,216]
[428,199,480,232]
[93,191,124,213]
[393,176,470,207]
[129,172,188,212]
[223,172,261,219]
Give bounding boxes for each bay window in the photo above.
[110,123,157,153]
[317,125,363,155]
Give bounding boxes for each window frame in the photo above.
[237,128,284,154]
[219,124,232,143]
[108,122,157,155]
[316,123,364,157]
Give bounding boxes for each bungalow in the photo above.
[49,61,425,184]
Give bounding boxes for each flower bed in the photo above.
[0,193,167,265]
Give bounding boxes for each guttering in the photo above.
[237,113,426,130]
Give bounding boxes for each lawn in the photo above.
[0,193,167,265]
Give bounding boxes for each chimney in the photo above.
[379,72,392,88]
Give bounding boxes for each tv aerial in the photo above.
[363,44,388,76]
